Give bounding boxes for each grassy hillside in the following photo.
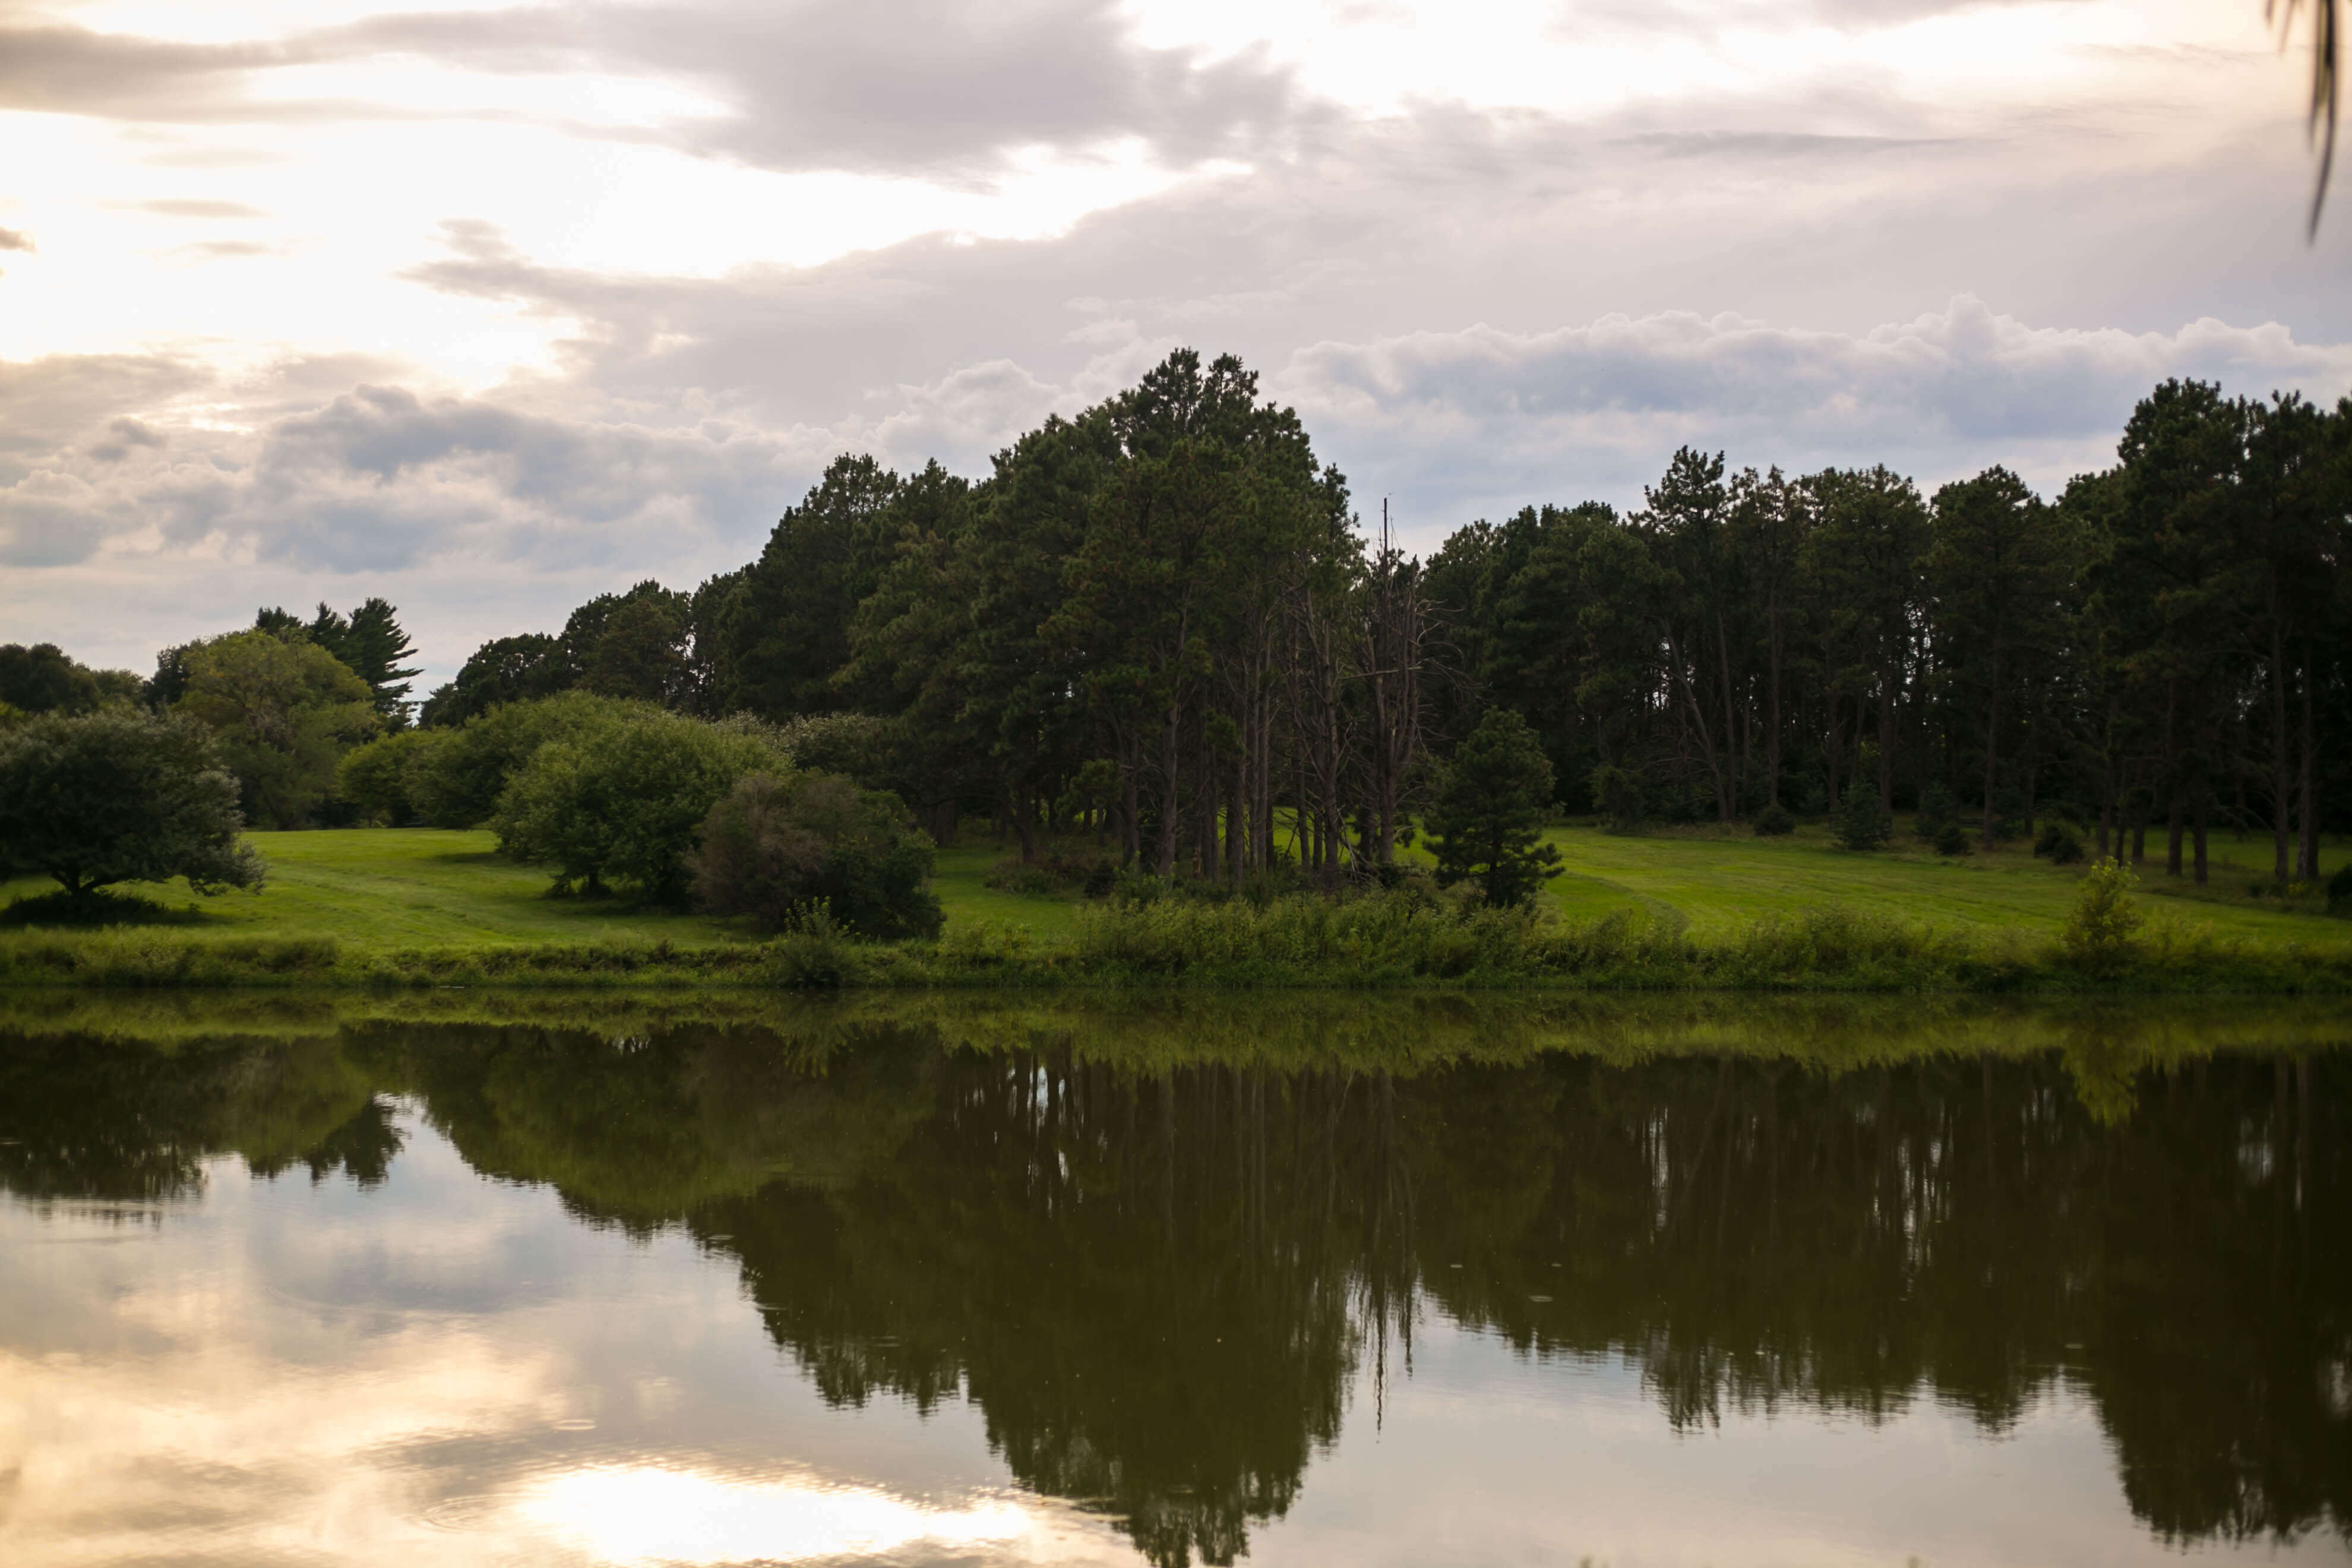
[1531,820,2348,942]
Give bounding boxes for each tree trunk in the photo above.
[1228,751,1248,881]
[1979,657,2002,851]
[1011,783,1037,864]
[1825,701,1842,818]
[2193,785,2209,886]
[1155,694,1183,877]
[2097,710,2117,861]
[1765,606,1784,809]
[1877,657,1898,824]
[2167,787,2185,878]
[1121,743,1142,868]
[2269,627,2294,886]
[1667,630,1728,821]
[2021,712,2037,842]
[2164,679,2183,878]
[1714,608,1740,821]
[2298,635,2320,883]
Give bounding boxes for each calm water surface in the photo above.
[1,994,2346,1567]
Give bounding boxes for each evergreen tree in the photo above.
[1928,467,2076,849]
[253,599,421,726]
[716,455,905,719]
[1427,708,1561,906]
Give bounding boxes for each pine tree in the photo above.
[1427,708,1561,906]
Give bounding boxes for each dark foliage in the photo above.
[0,708,263,897]
[1427,709,1561,906]
[0,643,139,716]
[2035,820,2088,864]
[688,770,943,938]
[1834,784,1889,851]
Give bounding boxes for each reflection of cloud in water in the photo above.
[518,1466,1086,1563]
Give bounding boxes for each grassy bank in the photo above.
[8,987,2350,1076]
[3,824,2347,992]
[4,887,2350,993]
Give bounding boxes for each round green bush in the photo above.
[1752,803,1795,837]
[688,770,943,940]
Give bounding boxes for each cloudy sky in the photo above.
[4,0,2350,687]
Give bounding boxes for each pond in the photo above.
[1,993,2346,1566]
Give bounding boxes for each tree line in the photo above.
[1427,382,2352,887]
[7,351,2347,898]
[424,351,1430,890]
[419,356,2351,891]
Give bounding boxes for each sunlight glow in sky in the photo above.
[1,0,2345,680]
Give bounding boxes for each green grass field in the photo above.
[1525,820,2350,942]
[1,818,2341,954]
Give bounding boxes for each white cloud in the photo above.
[1,0,2347,678]
[1279,296,2352,527]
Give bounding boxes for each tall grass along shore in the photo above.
[5,889,2350,993]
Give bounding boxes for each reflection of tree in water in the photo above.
[0,1029,377,1201]
[700,1039,2351,1563]
[707,1060,1416,1567]
[1,1013,2344,1561]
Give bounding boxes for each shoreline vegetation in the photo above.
[4,823,2348,994]
[7,987,2349,1068]
[5,909,2349,993]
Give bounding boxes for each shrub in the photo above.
[1833,785,1888,851]
[2062,857,2144,977]
[335,729,448,826]
[2329,863,2352,918]
[688,771,943,939]
[0,708,264,897]
[494,710,785,900]
[1082,861,1118,899]
[411,691,647,827]
[1933,821,1972,856]
[2034,820,2087,865]
[1915,782,1958,840]
[1752,803,1795,837]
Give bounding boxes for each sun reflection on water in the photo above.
[517,1465,1039,1564]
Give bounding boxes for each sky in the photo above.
[4,0,2351,690]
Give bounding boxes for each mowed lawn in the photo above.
[0,829,1088,947]
[0,821,2342,951]
[1520,821,2350,942]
